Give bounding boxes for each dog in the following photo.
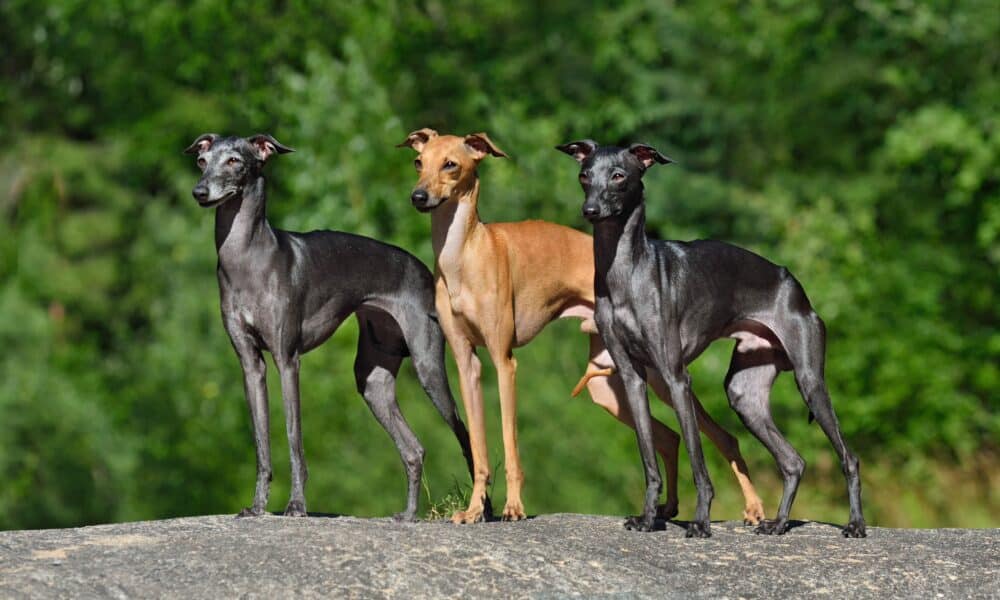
[398,128,766,525]
[185,133,476,520]
[557,139,866,538]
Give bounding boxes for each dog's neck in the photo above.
[430,178,482,295]
[215,176,276,259]
[592,200,650,279]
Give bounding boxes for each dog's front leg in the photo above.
[233,340,272,517]
[489,345,525,521]
[654,350,714,538]
[588,336,681,520]
[276,353,308,517]
[447,333,491,524]
[619,364,660,532]
[600,334,660,531]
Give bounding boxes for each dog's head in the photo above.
[397,128,507,212]
[184,134,293,208]
[556,140,672,222]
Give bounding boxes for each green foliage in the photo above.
[1,0,996,530]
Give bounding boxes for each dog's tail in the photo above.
[571,366,616,397]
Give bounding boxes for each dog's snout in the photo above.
[582,203,601,219]
[411,189,429,206]
[193,185,210,204]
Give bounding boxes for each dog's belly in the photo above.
[299,309,347,352]
[723,319,783,354]
[512,309,561,347]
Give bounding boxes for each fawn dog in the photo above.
[398,129,766,524]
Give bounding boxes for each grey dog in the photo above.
[557,140,865,538]
[185,133,476,520]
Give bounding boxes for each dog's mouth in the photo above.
[198,189,239,208]
[583,205,623,222]
[413,196,447,213]
[583,210,612,223]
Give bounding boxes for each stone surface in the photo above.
[0,514,997,598]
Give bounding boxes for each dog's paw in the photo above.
[451,507,485,524]
[743,502,766,526]
[656,502,679,521]
[282,501,307,517]
[842,520,867,538]
[624,515,655,532]
[501,501,526,522]
[754,519,789,535]
[237,506,266,518]
[393,511,418,523]
[685,520,712,538]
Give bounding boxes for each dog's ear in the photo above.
[184,133,219,155]
[464,133,508,160]
[555,140,598,163]
[396,128,439,152]
[247,134,294,162]
[628,143,673,170]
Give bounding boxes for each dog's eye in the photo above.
[197,158,207,169]
[443,160,458,170]
[579,173,590,185]
[414,159,422,171]
[611,172,625,182]
[227,157,241,166]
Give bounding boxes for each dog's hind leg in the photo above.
[647,370,766,525]
[778,311,866,537]
[724,348,800,535]
[354,312,425,522]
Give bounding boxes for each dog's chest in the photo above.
[607,265,660,356]
[219,270,286,343]
[613,311,654,363]
[224,286,267,329]
[600,278,657,364]
[444,296,487,345]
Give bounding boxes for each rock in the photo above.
[0,514,997,598]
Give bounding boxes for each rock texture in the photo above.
[1,514,997,598]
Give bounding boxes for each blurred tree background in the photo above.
[1,0,996,531]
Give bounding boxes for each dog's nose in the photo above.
[582,204,600,218]
[410,189,429,206]
[192,185,210,204]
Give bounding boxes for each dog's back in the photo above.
[281,228,436,309]
[657,238,810,316]
[488,219,594,299]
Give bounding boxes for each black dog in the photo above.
[185,133,476,520]
[557,140,865,538]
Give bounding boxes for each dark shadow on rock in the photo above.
[656,518,821,533]
[259,511,344,519]
[617,517,670,531]
[469,514,539,524]
[786,519,850,531]
[661,519,690,532]
[422,513,539,525]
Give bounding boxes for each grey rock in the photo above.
[0,514,997,599]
